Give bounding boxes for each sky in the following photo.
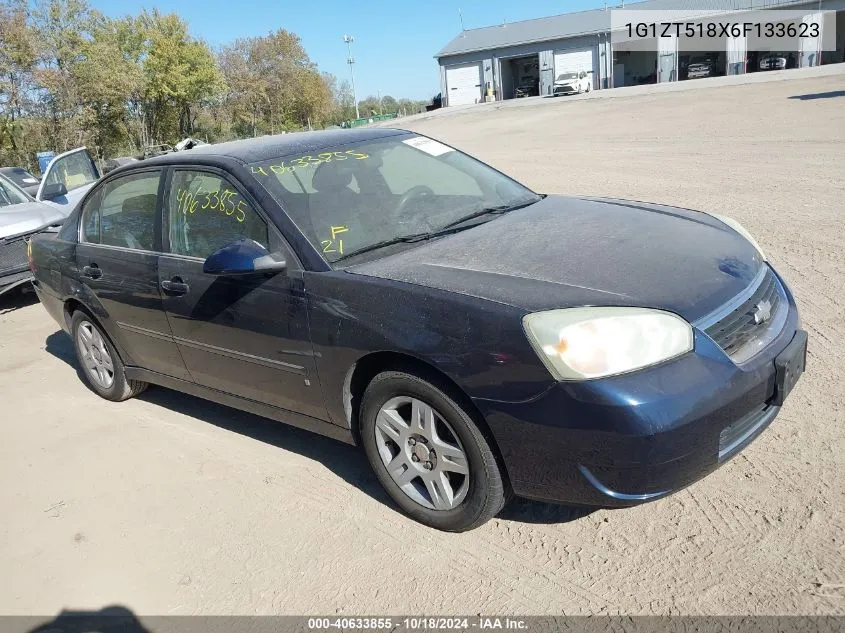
[88,0,610,101]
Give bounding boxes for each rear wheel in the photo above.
[360,370,506,531]
[71,310,147,402]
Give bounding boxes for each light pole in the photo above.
[343,35,360,120]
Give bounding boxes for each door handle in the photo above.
[82,264,102,279]
[161,277,189,295]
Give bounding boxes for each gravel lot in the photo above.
[2,69,843,616]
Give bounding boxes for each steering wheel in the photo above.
[395,185,435,223]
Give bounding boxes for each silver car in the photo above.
[0,172,65,296]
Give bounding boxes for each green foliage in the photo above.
[0,0,423,169]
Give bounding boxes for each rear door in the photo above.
[37,147,100,211]
[76,168,191,380]
[158,166,325,419]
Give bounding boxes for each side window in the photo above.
[79,189,102,243]
[168,170,268,259]
[80,171,160,251]
[378,144,482,196]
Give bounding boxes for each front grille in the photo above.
[718,404,778,462]
[0,236,29,276]
[703,268,785,362]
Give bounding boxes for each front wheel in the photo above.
[360,371,507,531]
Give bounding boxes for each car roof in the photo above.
[138,127,411,167]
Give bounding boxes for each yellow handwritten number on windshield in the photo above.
[322,225,349,255]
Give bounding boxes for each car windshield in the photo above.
[1,167,38,188]
[249,134,541,265]
[0,173,31,208]
[556,73,578,81]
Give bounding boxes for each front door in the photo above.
[159,167,325,420]
[75,168,191,380]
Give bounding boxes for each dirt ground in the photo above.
[1,70,843,616]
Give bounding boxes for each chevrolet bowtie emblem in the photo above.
[752,299,772,325]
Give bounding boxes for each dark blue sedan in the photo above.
[29,129,806,531]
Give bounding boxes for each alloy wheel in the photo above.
[77,320,115,389]
[374,396,470,511]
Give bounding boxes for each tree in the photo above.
[0,0,39,167]
[73,14,144,156]
[140,10,224,144]
[30,0,99,152]
[396,98,427,116]
[380,95,398,114]
[357,95,382,117]
[0,0,428,164]
[324,74,355,126]
[219,29,334,134]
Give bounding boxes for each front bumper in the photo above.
[554,85,577,94]
[475,272,803,507]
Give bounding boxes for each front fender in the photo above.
[304,271,555,428]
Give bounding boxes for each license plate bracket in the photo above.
[771,330,807,406]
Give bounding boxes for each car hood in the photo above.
[348,195,764,322]
[0,201,65,239]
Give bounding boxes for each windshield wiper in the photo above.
[333,232,433,262]
[334,198,542,263]
[437,198,540,231]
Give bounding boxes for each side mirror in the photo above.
[41,182,68,201]
[202,238,287,276]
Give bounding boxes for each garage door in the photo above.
[445,63,482,106]
[554,48,595,78]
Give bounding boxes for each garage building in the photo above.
[435,0,845,106]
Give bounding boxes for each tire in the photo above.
[71,309,148,402]
[586,83,592,93]
[360,370,506,532]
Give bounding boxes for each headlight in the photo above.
[523,307,693,380]
[711,213,766,260]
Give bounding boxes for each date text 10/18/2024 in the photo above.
[307,617,528,630]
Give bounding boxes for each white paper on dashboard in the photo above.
[402,137,454,156]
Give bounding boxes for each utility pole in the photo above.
[343,35,360,120]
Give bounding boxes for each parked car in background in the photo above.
[425,93,442,112]
[686,57,717,79]
[30,129,805,531]
[0,172,64,296]
[174,137,207,152]
[553,71,592,96]
[0,166,41,197]
[759,54,788,71]
[142,144,173,159]
[35,147,100,213]
[514,76,539,98]
[103,157,139,175]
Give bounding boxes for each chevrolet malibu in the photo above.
[29,129,806,531]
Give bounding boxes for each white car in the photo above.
[760,54,787,71]
[0,172,65,296]
[553,71,592,96]
[34,147,100,214]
